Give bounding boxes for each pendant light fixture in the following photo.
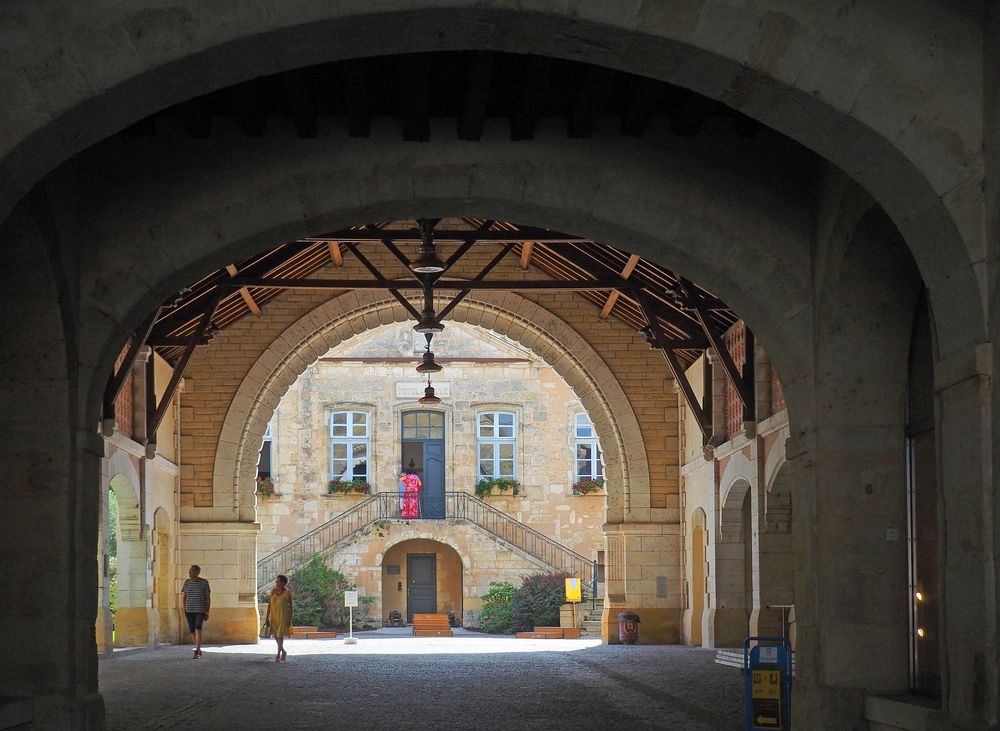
[409,218,446,274]
[413,276,444,334]
[418,374,441,405]
[415,333,442,374]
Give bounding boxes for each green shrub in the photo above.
[285,556,352,629]
[478,580,517,634]
[511,571,571,632]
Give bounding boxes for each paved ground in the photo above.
[99,629,742,730]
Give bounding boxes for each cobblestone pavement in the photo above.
[100,629,742,730]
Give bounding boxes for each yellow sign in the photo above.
[565,577,581,603]
[750,669,782,729]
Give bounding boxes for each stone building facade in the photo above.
[257,322,607,625]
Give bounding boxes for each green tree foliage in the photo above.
[108,487,119,615]
[511,571,571,632]
[478,581,516,634]
[285,556,352,628]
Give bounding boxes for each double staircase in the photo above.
[257,491,598,597]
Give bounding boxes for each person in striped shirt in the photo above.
[181,565,211,659]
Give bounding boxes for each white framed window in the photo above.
[329,410,370,482]
[574,413,603,481]
[257,422,273,477]
[477,411,516,479]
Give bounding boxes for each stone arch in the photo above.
[378,535,469,623]
[1,5,985,363]
[713,477,753,648]
[214,291,648,526]
[687,508,708,648]
[107,472,149,648]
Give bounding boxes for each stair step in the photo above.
[532,626,582,639]
[301,631,338,639]
[291,626,319,634]
[413,629,453,637]
[516,631,562,639]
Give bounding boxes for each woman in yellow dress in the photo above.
[264,574,293,662]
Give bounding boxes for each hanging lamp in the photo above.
[409,218,446,274]
[419,374,441,405]
[416,333,443,374]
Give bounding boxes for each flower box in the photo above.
[255,475,275,498]
[328,478,371,495]
[475,477,521,498]
[571,478,605,495]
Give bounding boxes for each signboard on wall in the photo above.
[396,382,451,399]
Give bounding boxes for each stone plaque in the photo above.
[386,565,400,575]
[396,381,451,398]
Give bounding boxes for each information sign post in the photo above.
[344,590,359,645]
[742,636,792,730]
[565,578,582,628]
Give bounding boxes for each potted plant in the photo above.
[475,477,521,498]
[571,477,605,495]
[328,478,371,495]
[255,475,275,498]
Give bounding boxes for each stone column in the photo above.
[177,522,262,644]
[600,523,682,644]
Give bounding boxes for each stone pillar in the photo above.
[600,523,682,644]
[754,342,772,423]
[707,350,726,452]
[177,522,261,644]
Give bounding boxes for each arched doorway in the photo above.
[688,508,707,647]
[381,539,463,624]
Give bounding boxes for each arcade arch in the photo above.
[0,15,990,728]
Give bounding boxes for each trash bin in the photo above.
[618,611,640,644]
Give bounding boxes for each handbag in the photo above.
[259,622,272,639]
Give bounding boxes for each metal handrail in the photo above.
[256,491,599,598]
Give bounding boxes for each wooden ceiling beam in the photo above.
[328,241,343,266]
[599,253,640,319]
[511,55,551,141]
[519,242,534,269]
[282,69,317,139]
[103,307,161,422]
[439,244,516,320]
[342,60,371,138]
[302,227,585,244]
[400,55,431,142]
[459,52,494,141]
[226,264,261,317]
[227,277,630,291]
[568,66,617,138]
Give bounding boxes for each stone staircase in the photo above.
[516,626,582,639]
[413,613,452,637]
[579,607,603,637]
[258,492,597,598]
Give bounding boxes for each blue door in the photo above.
[401,410,446,519]
[422,441,445,519]
[407,553,437,622]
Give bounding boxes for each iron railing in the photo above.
[256,491,598,598]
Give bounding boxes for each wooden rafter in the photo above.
[226,264,262,317]
[634,290,709,439]
[678,277,753,410]
[104,307,161,420]
[226,276,630,291]
[519,242,534,269]
[342,243,421,320]
[438,244,516,320]
[328,242,343,266]
[599,253,640,319]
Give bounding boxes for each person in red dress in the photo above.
[400,471,422,519]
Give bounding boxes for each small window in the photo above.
[257,422,272,477]
[477,411,517,479]
[329,411,369,482]
[402,411,444,440]
[574,413,603,481]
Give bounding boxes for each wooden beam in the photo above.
[568,66,617,138]
[511,56,551,141]
[103,308,161,420]
[239,288,262,317]
[399,55,430,142]
[342,243,422,320]
[231,80,265,136]
[227,276,629,291]
[598,253,641,319]
[301,227,586,244]
[634,291,709,438]
[621,76,663,137]
[519,242,534,269]
[742,326,756,423]
[148,297,221,441]
[328,241,343,266]
[225,264,261,317]
[459,52,493,141]
[342,60,370,138]
[438,244,516,320]
[282,69,317,138]
[678,277,752,408]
